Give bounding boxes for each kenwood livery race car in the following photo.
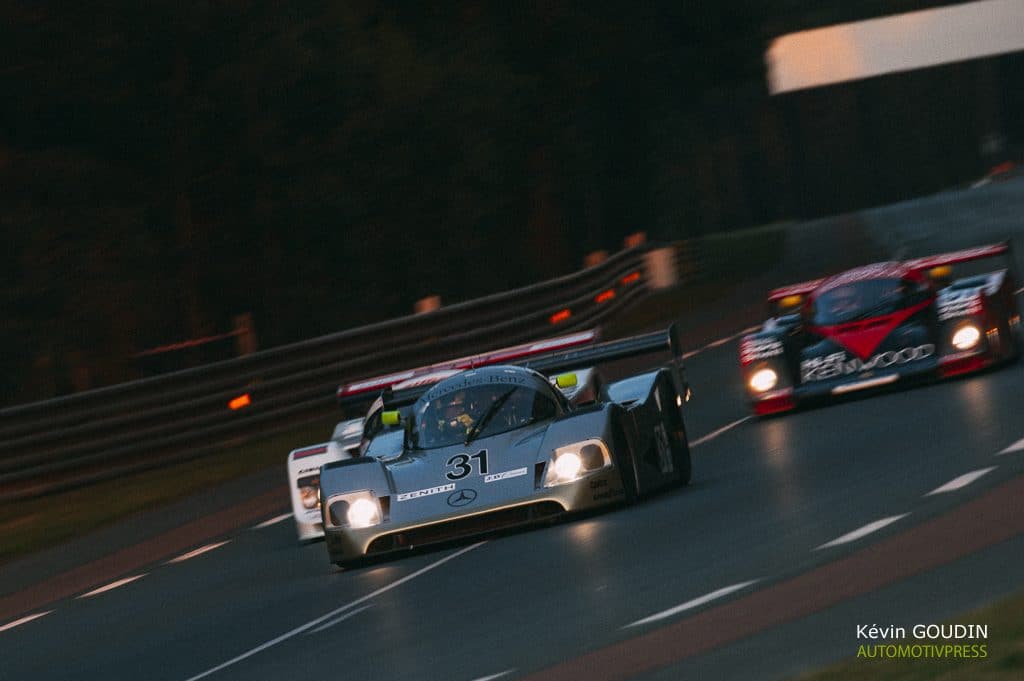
[287,331,602,541]
[740,243,1021,415]
[318,326,692,568]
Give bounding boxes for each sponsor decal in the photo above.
[936,289,983,321]
[801,344,935,382]
[446,488,478,507]
[740,337,784,365]
[483,467,528,483]
[396,483,456,502]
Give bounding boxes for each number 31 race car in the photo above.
[287,331,606,541]
[740,242,1021,415]
[317,325,692,568]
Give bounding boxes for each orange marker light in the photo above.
[229,394,251,410]
[594,289,616,304]
[621,271,641,285]
[549,309,572,325]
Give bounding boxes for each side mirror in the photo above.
[381,410,402,426]
[555,373,578,389]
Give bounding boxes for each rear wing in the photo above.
[903,242,1012,274]
[337,324,687,413]
[336,330,600,411]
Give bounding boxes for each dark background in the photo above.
[2,0,1021,404]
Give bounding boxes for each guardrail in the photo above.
[0,242,695,501]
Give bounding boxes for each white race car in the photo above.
[287,418,366,541]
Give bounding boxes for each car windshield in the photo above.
[410,383,556,449]
[812,278,921,325]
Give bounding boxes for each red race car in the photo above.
[740,243,1022,415]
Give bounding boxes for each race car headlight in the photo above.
[326,491,382,529]
[544,439,610,487]
[300,485,320,510]
[952,325,981,351]
[749,368,778,393]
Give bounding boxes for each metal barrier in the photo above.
[0,243,695,501]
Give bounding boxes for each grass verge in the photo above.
[798,590,1024,680]
[0,418,334,565]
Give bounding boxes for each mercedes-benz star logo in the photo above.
[447,488,477,507]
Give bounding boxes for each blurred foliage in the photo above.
[0,1,1015,403]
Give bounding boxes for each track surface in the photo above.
[3,312,1024,680]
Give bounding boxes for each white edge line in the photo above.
[998,436,1024,455]
[167,541,231,564]
[307,604,373,634]
[814,514,909,551]
[468,671,516,681]
[0,610,54,633]
[78,574,147,598]
[254,512,293,529]
[706,336,733,349]
[925,467,997,496]
[183,541,486,681]
[625,580,760,628]
[690,416,753,448]
[1015,287,1023,295]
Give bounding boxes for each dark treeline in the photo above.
[0,1,1015,403]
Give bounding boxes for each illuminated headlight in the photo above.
[300,486,319,510]
[326,491,382,529]
[952,325,981,351]
[748,368,778,393]
[544,439,611,487]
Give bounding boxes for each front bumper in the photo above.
[323,467,625,565]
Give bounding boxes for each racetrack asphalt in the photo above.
[3,316,1023,681]
[3,214,1024,680]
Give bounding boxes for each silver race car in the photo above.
[319,325,692,568]
[286,331,603,542]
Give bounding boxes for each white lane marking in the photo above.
[682,350,701,360]
[625,580,760,628]
[167,541,231,564]
[78,574,146,598]
[706,335,735,349]
[254,512,292,529]
[306,605,372,634]
[815,514,909,550]
[690,416,752,448]
[1015,287,1023,295]
[742,325,761,334]
[998,436,1024,455]
[468,671,516,681]
[0,611,53,633]
[926,467,997,496]
[183,541,486,681]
